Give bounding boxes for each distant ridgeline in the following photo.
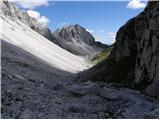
[1,0,108,56]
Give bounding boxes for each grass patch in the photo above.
[91,46,113,65]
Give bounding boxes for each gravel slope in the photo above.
[1,16,90,73]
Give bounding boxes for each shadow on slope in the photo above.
[1,40,75,118]
[1,40,159,119]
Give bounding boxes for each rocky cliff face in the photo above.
[135,2,159,97]
[52,25,108,56]
[110,1,159,97]
[1,0,54,42]
[82,1,159,97]
[1,1,37,28]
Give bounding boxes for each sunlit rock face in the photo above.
[52,24,108,56]
[1,0,54,42]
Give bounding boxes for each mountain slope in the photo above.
[91,46,114,65]
[1,15,90,73]
[81,1,159,97]
[1,1,107,56]
[52,24,108,56]
[1,0,54,42]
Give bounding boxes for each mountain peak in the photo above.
[52,24,108,56]
[1,0,108,56]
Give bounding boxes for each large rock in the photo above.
[52,24,108,56]
[98,87,120,100]
[82,1,159,97]
[67,81,99,96]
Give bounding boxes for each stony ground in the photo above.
[1,41,159,119]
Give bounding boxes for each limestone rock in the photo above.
[98,88,120,100]
[1,0,54,42]
[52,24,108,56]
[67,81,99,96]
[83,1,159,97]
[109,1,159,97]
[117,1,159,97]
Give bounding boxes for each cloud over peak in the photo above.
[27,10,50,27]
[86,29,94,34]
[107,32,116,40]
[9,0,49,9]
[127,0,147,9]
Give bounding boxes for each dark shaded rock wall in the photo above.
[82,1,159,97]
[135,2,159,97]
[110,1,159,97]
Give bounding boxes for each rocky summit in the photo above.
[81,1,159,97]
[52,24,108,56]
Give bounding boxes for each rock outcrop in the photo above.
[82,1,159,97]
[135,2,159,97]
[110,1,159,97]
[52,25,108,56]
[1,0,54,42]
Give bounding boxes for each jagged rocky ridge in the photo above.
[1,0,55,42]
[81,1,159,97]
[52,25,108,56]
[1,1,107,56]
[0,1,53,41]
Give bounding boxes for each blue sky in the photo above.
[15,0,147,44]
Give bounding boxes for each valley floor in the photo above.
[1,40,158,119]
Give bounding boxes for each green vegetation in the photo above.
[91,46,113,65]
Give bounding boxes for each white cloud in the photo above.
[95,37,103,42]
[86,29,94,34]
[38,16,50,26]
[9,0,49,9]
[27,10,40,19]
[59,22,70,27]
[107,32,116,35]
[94,36,108,44]
[27,10,50,27]
[107,32,116,40]
[127,0,147,9]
